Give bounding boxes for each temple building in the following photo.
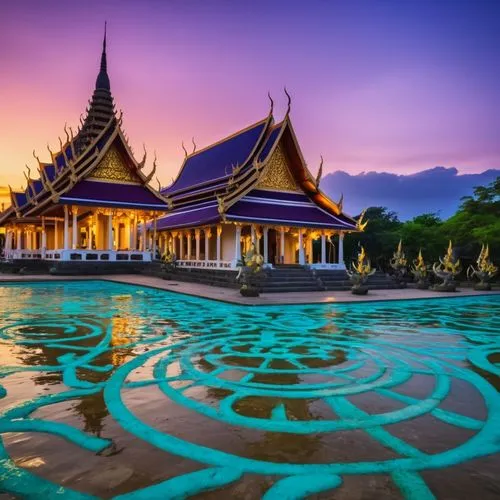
[0,28,167,267]
[157,95,361,270]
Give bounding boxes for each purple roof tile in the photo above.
[162,120,267,195]
[226,196,356,229]
[60,180,167,209]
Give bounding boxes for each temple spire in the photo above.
[95,22,110,90]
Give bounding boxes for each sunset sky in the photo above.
[1,0,499,207]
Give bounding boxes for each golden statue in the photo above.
[346,246,376,295]
[236,243,265,297]
[432,240,461,292]
[411,249,430,289]
[467,244,498,291]
[390,240,407,287]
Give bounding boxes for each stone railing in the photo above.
[6,249,152,263]
[176,259,235,270]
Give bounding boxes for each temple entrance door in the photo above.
[268,228,278,265]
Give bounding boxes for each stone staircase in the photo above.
[260,265,323,293]
[261,267,400,293]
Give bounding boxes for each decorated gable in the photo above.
[88,145,141,184]
[257,143,300,192]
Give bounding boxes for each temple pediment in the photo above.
[88,145,141,184]
[257,143,300,192]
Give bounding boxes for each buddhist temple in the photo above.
[0,27,167,268]
[157,94,360,270]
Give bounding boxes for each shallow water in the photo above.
[0,281,499,499]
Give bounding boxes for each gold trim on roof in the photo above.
[88,145,140,184]
[256,144,299,192]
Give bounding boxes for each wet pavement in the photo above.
[0,280,499,499]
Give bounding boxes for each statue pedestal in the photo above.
[431,283,457,292]
[474,282,492,291]
[351,286,368,295]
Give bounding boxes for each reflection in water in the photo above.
[0,281,499,499]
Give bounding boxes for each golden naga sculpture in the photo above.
[432,240,461,292]
[346,246,376,295]
[390,240,408,287]
[161,250,177,272]
[467,244,498,291]
[411,249,430,289]
[357,209,368,231]
[315,156,323,188]
[236,243,265,297]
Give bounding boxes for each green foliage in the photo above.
[344,176,499,271]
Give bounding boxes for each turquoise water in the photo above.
[0,281,499,499]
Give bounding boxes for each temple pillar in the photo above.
[263,226,269,263]
[152,217,157,258]
[107,213,113,251]
[280,227,285,263]
[41,218,47,258]
[307,234,313,264]
[179,232,184,260]
[187,231,192,260]
[195,229,201,260]
[63,205,70,250]
[17,229,22,250]
[321,233,326,264]
[251,224,256,246]
[204,228,211,261]
[132,214,138,250]
[216,225,222,262]
[234,225,242,262]
[338,232,344,265]
[54,220,59,249]
[298,230,305,265]
[72,207,78,249]
[87,220,93,250]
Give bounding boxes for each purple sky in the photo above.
[0,0,499,195]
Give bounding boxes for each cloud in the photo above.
[321,167,500,220]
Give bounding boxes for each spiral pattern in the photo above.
[0,281,499,499]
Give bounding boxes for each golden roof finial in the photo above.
[284,86,292,116]
[181,141,188,157]
[191,137,197,154]
[357,208,368,231]
[316,155,323,187]
[267,91,274,115]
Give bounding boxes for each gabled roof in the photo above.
[157,110,360,232]
[162,116,272,196]
[0,29,166,225]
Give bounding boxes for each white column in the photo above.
[32,231,37,250]
[234,225,242,262]
[298,230,305,265]
[133,215,138,250]
[72,207,78,249]
[41,218,47,258]
[187,231,192,260]
[63,206,70,250]
[204,228,211,261]
[17,229,22,250]
[216,225,222,262]
[152,217,157,258]
[321,233,326,264]
[195,229,201,260]
[307,235,313,264]
[338,232,344,265]
[280,227,285,263]
[87,221,93,250]
[54,220,59,249]
[179,232,184,260]
[107,213,113,250]
[263,226,269,263]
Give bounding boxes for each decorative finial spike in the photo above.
[267,91,274,114]
[284,86,292,115]
[181,141,188,157]
[192,137,197,154]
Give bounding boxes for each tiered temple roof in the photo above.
[158,102,359,232]
[0,27,166,225]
